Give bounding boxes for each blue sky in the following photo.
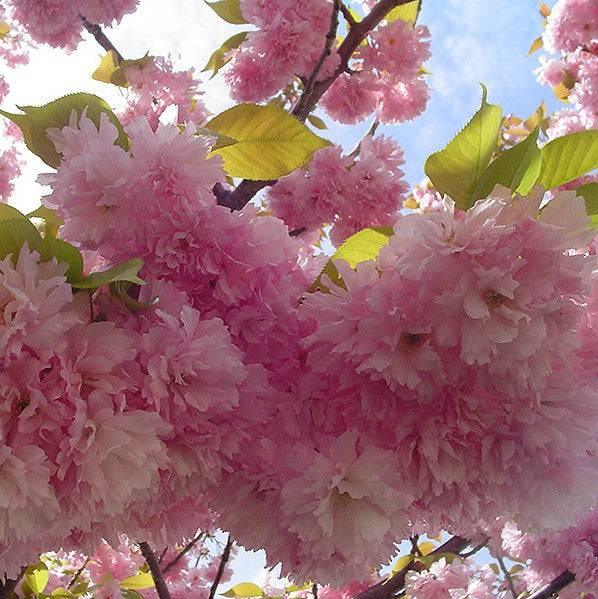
[325,0,560,186]
[3,0,558,587]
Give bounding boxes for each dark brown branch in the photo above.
[312,583,319,599]
[339,3,357,27]
[80,16,124,63]
[353,536,470,599]
[293,0,341,119]
[163,532,205,575]
[527,570,575,599]
[67,556,90,589]
[216,0,412,211]
[139,541,171,599]
[208,534,233,599]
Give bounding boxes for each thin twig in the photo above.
[139,541,171,599]
[208,534,233,599]
[497,556,517,599]
[348,119,380,158]
[312,583,319,599]
[216,0,413,211]
[163,532,205,574]
[460,536,490,558]
[67,556,90,589]
[293,0,341,119]
[80,16,124,63]
[527,570,575,599]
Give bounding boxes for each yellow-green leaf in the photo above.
[72,258,144,290]
[387,554,414,579]
[577,182,598,229]
[418,541,435,556]
[24,562,50,594]
[206,103,330,180]
[92,51,152,87]
[310,227,393,293]
[203,32,248,78]
[205,0,247,24]
[120,572,155,590]
[50,588,77,598]
[538,129,598,190]
[307,114,328,130]
[528,36,543,55]
[387,0,421,24]
[0,21,10,39]
[0,93,128,168]
[474,126,541,198]
[221,583,265,598]
[424,84,503,210]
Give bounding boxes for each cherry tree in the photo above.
[0,0,596,598]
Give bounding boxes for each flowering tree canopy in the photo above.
[0,0,596,598]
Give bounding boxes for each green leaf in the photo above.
[577,182,598,228]
[416,552,460,568]
[72,258,144,290]
[120,572,155,590]
[0,93,128,168]
[310,227,393,292]
[0,219,42,260]
[205,0,247,24]
[202,32,248,78]
[92,51,152,88]
[0,203,31,223]
[425,84,503,210]
[386,0,422,24]
[221,583,265,598]
[206,103,330,180]
[28,205,64,238]
[121,591,145,599]
[307,114,328,130]
[474,126,541,198]
[24,562,50,594]
[38,237,84,283]
[538,129,598,190]
[110,281,159,311]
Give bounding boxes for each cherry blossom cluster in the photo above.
[227,0,335,103]
[265,135,408,243]
[121,56,209,130]
[320,18,431,124]
[537,0,598,132]
[502,512,598,598]
[3,0,139,49]
[225,0,431,124]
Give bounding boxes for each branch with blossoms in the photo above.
[215,0,416,212]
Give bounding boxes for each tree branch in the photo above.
[139,541,171,599]
[339,3,357,27]
[216,0,412,211]
[527,570,575,599]
[163,532,205,575]
[67,556,90,589]
[80,16,124,63]
[497,556,517,599]
[208,534,233,599]
[353,536,470,599]
[0,568,26,599]
[348,119,380,158]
